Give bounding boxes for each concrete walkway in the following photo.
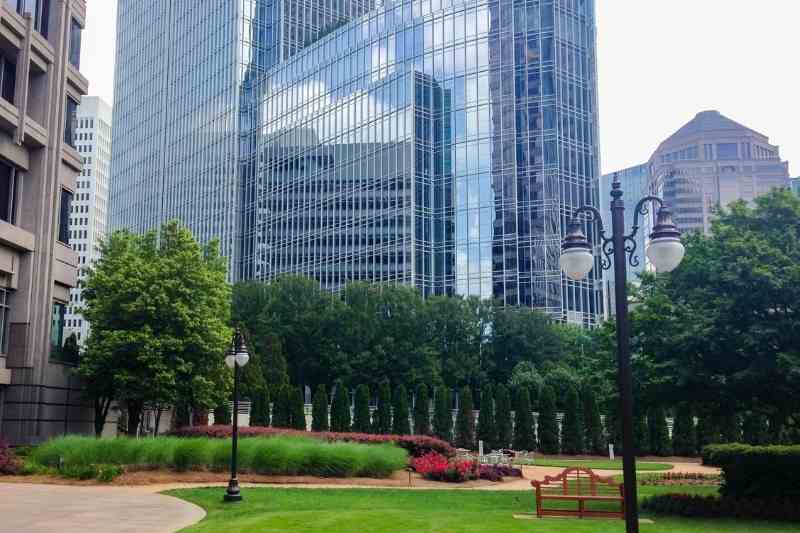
[0,483,206,533]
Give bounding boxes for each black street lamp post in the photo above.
[224,327,250,503]
[559,174,685,533]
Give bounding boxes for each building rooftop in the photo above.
[663,110,765,145]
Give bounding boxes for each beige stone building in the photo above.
[0,0,90,444]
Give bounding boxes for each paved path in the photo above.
[0,483,206,533]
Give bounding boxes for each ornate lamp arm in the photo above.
[625,196,663,268]
[567,205,614,271]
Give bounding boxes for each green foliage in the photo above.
[413,384,430,436]
[742,412,770,446]
[475,385,495,450]
[719,413,741,444]
[703,444,800,499]
[249,386,271,427]
[454,386,475,449]
[432,386,452,443]
[648,406,671,457]
[560,386,584,455]
[537,386,559,454]
[582,386,605,455]
[634,410,649,456]
[373,382,392,435]
[352,384,371,433]
[695,413,720,454]
[508,362,544,392]
[289,387,306,431]
[672,404,697,457]
[213,403,231,426]
[512,387,535,451]
[392,385,411,435]
[271,385,291,429]
[493,384,512,450]
[330,381,351,433]
[311,385,329,432]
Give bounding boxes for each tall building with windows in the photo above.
[64,96,111,345]
[0,0,90,444]
[792,177,800,196]
[112,0,603,326]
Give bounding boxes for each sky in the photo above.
[81,0,799,176]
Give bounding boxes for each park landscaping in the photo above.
[513,457,674,471]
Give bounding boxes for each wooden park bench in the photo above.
[530,467,624,519]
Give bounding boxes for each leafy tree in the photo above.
[289,386,307,430]
[671,404,696,457]
[352,384,371,433]
[633,410,649,456]
[373,381,392,434]
[392,385,411,435]
[213,402,231,426]
[249,386,270,427]
[508,361,545,392]
[454,386,475,449]
[537,386,559,454]
[494,384,512,450]
[433,386,452,442]
[583,386,605,454]
[512,386,536,451]
[542,364,581,411]
[330,381,351,432]
[413,383,430,435]
[490,307,563,383]
[648,406,671,457]
[561,386,584,455]
[311,385,329,432]
[475,385,495,450]
[79,222,231,436]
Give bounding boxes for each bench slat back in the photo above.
[531,467,622,497]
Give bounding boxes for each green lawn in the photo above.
[514,458,674,471]
[170,486,794,533]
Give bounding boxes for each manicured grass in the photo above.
[171,486,795,532]
[514,458,673,471]
[29,435,407,478]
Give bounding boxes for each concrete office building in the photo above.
[792,177,799,196]
[64,96,111,344]
[111,0,604,326]
[0,0,90,444]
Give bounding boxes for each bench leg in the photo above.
[579,498,584,519]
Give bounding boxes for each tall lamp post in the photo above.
[223,327,250,503]
[559,174,685,533]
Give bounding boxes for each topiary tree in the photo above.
[671,403,696,457]
[475,384,495,450]
[433,386,452,442]
[330,380,351,432]
[413,383,430,435]
[560,386,584,455]
[290,386,306,430]
[512,386,536,451]
[373,381,392,434]
[249,386,270,427]
[537,385,559,454]
[392,384,411,435]
[213,402,231,426]
[494,384,512,450]
[633,410,649,456]
[311,384,329,432]
[583,386,605,455]
[454,386,475,449]
[271,385,290,428]
[648,406,671,457]
[352,384,371,433]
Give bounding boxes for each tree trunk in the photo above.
[94,397,111,438]
[126,400,143,437]
[153,408,163,437]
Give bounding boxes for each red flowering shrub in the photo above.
[478,464,523,481]
[411,452,476,482]
[169,426,456,458]
[0,438,20,475]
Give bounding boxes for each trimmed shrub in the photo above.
[249,386,270,427]
[413,383,430,436]
[290,386,306,430]
[672,404,696,457]
[719,412,741,444]
[0,438,20,475]
[352,384,371,433]
[560,386,584,455]
[494,384,512,450]
[454,386,475,450]
[537,385,559,454]
[642,493,800,522]
[330,381,351,433]
[433,386,452,443]
[742,412,769,446]
[213,403,231,426]
[512,386,535,451]
[703,444,800,500]
[582,386,605,455]
[475,385,495,450]
[392,384,411,435]
[311,385,329,432]
[272,385,291,428]
[633,410,649,456]
[696,413,720,454]
[648,406,671,457]
[373,382,392,435]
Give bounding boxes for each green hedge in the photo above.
[29,435,407,479]
[702,443,800,499]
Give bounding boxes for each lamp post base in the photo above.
[223,478,242,502]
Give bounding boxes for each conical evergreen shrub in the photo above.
[373,381,392,435]
[271,385,291,428]
[695,413,720,453]
[719,413,741,443]
[433,386,452,442]
[671,404,696,457]
[648,406,671,456]
[311,384,329,432]
[742,411,769,445]
[249,386,270,427]
[475,385,496,450]
[561,386,584,455]
[290,386,307,430]
[454,386,475,449]
[606,398,623,452]
[583,386,605,454]
[330,381,351,432]
[213,402,231,426]
[537,385,559,455]
[392,384,411,435]
[633,410,649,456]
[494,384,512,450]
[413,383,430,435]
[352,384,372,433]
[512,386,536,451]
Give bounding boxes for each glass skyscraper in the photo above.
[112,0,603,326]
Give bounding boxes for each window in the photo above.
[0,161,17,223]
[58,188,71,243]
[50,301,76,363]
[0,56,15,104]
[13,0,49,37]
[68,18,81,68]
[64,96,77,147]
[717,143,738,160]
[0,288,9,353]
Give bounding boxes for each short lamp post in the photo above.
[223,327,250,503]
[559,174,685,533]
